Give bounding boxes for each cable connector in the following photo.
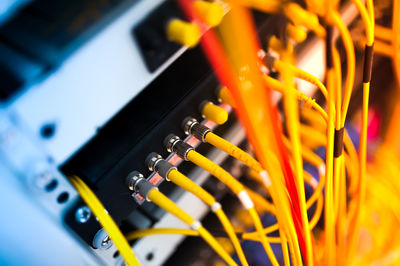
[145,153,177,180]
[164,134,194,160]
[182,117,211,142]
[126,171,157,201]
[200,101,228,125]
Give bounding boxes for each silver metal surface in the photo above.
[75,206,92,224]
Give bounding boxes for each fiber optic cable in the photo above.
[68,175,140,266]
[145,154,248,266]
[126,172,237,266]
[184,117,319,204]
[180,1,311,263]
[263,75,328,121]
[374,25,392,42]
[383,0,400,155]
[164,135,280,266]
[126,190,324,247]
[212,2,301,258]
[182,116,320,265]
[245,186,276,215]
[323,24,336,265]
[214,4,304,260]
[273,59,328,100]
[273,50,315,265]
[329,11,355,127]
[347,0,374,262]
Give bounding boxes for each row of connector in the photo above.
[126,101,231,205]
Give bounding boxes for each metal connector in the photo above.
[126,171,157,201]
[164,134,181,153]
[146,153,176,180]
[182,117,197,135]
[163,135,194,160]
[146,152,162,172]
[182,117,211,142]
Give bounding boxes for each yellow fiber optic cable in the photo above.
[127,190,324,248]
[300,105,359,199]
[280,233,291,266]
[164,135,279,266]
[245,186,276,215]
[286,24,308,43]
[273,59,328,100]
[280,54,314,266]
[347,1,374,262]
[374,25,392,42]
[182,117,322,265]
[187,151,279,266]
[126,172,237,266]
[217,5,303,264]
[145,154,248,266]
[243,189,325,240]
[218,86,236,107]
[332,44,343,224]
[236,0,282,14]
[68,175,140,266]
[365,41,392,57]
[125,227,284,244]
[382,0,400,151]
[329,11,356,127]
[263,75,328,121]
[324,24,337,263]
[184,117,316,212]
[283,2,326,38]
[169,169,248,266]
[366,0,375,31]
[126,228,198,240]
[147,189,237,266]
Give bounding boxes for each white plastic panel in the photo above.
[8,0,186,165]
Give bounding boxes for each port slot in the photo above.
[61,47,226,245]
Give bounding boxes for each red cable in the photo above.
[178,0,307,261]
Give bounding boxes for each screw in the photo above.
[101,235,111,247]
[75,206,91,223]
[93,229,113,250]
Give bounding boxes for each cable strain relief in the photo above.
[363,44,374,83]
[334,128,344,157]
[318,164,326,177]
[326,25,333,69]
[309,177,318,189]
[259,170,272,187]
[173,140,194,160]
[155,159,176,179]
[211,202,222,212]
[191,122,211,142]
[136,179,156,200]
[237,190,254,210]
[190,220,202,230]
